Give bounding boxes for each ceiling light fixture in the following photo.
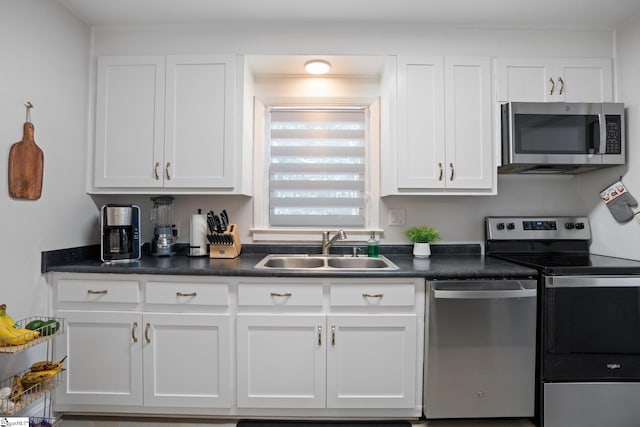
[304,59,331,75]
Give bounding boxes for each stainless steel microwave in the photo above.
[500,102,625,174]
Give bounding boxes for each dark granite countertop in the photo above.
[42,243,537,280]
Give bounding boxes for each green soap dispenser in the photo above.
[367,231,379,258]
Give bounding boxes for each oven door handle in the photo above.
[431,279,537,299]
[546,276,640,288]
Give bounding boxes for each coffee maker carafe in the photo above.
[101,205,141,262]
[150,196,176,256]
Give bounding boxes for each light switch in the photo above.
[388,208,406,226]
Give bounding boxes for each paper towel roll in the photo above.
[190,214,208,256]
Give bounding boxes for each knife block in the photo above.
[209,224,242,259]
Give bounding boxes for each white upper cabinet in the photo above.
[386,55,493,195]
[93,54,248,194]
[494,57,613,103]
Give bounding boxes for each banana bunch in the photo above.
[21,368,62,389]
[0,304,40,346]
[20,356,66,390]
[9,375,24,402]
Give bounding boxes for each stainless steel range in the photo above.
[486,216,640,427]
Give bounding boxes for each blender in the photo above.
[150,196,176,256]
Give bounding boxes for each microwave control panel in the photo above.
[605,115,622,154]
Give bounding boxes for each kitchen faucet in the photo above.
[322,230,347,255]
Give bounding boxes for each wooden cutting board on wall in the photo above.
[8,122,43,200]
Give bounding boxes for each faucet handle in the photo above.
[352,247,362,257]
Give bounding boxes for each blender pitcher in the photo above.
[150,196,176,256]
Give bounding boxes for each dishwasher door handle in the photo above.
[431,280,537,299]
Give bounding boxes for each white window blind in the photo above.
[268,107,367,227]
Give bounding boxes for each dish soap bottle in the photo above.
[367,231,379,258]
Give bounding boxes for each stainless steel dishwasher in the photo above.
[424,279,537,419]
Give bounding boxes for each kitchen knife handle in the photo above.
[154,162,160,180]
[450,162,455,181]
[132,321,138,343]
[438,162,443,181]
[549,77,555,95]
[165,162,171,180]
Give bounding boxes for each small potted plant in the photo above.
[403,225,440,258]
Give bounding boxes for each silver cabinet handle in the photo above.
[145,322,151,344]
[176,292,197,297]
[331,324,336,346]
[270,292,292,297]
[450,162,455,181]
[362,293,384,298]
[438,162,443,181]
[558,77,564,95]
[132,321,138,343]
[165,162,171,180]
[87,289,108,295]
[549,77,555,95]
[317,325,322,346]
[154,162,160,180]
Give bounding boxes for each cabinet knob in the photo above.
[450,163,455,181]
[549,77,555,95]
[87,289,108,295]
[318,325,322,346]
[176,292,197,297]
[145,322,151,344]
[331,324,336,346]
[438,162,443,181]
[270,292,292,297]
[165,162,171,180]
[154,162,160,180]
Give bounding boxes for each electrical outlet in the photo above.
[388,208,406,226]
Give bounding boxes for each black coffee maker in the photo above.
[100,204,141,262]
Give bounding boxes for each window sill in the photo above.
[250,228,384,242]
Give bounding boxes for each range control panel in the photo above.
[486,216,591,241]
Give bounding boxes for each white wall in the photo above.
[91,23,615,247]
[579,15,640,259]
[0,1,94,325]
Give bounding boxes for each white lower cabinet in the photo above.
[237,314,326,408]
[143,313,231,408]
[53,274,232,414]
[51,273,424,417]
[236,278,424,414]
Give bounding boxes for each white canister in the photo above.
[189,213,208,256]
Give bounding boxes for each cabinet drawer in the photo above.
[330,283,415,307]
[145,281,229,306]
[238,283,323,306]
[56,279,140,303]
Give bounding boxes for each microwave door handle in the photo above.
[598,113,607,154]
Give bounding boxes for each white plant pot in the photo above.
[413,243,431,258]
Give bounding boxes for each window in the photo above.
[268,107,367,228]
[251,98,380,240]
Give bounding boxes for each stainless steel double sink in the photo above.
[254,254,399,270]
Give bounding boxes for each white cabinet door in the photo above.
[395,56,493,192]
[94,56,165,188]
[494,57,613,102]
[55,310,143,406]
[326,314,417,409]
[164,55,235,188]
[444,57,493,190]
[236,314,326,408]
[396,56,445,189]
[142,313,231,408]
